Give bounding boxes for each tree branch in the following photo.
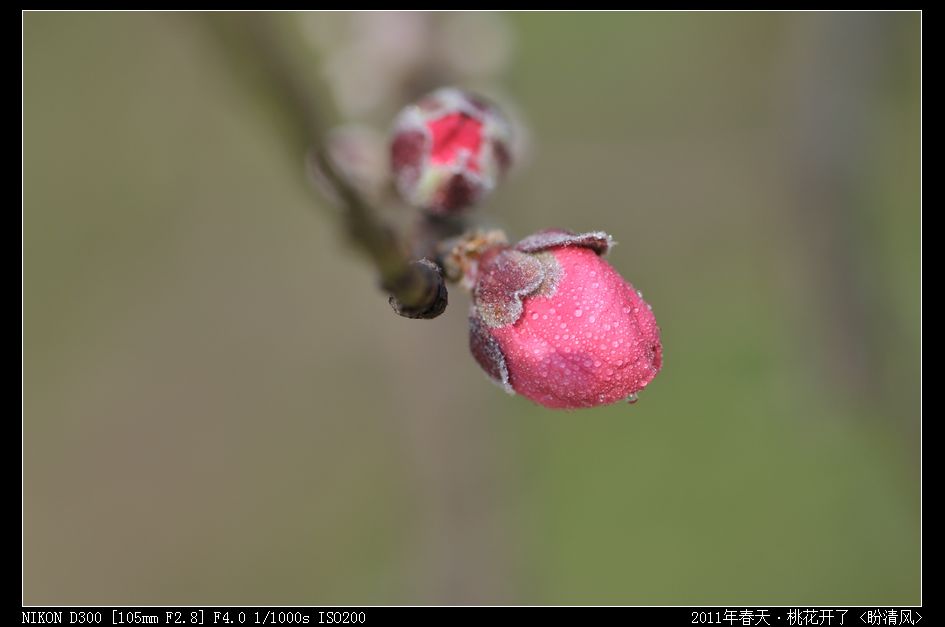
[206,13,447,318]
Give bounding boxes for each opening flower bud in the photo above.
[468,230,662,409]
[391,87,512,215]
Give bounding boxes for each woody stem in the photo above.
[207,13,447,318]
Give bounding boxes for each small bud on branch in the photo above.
[391,88,513,215]
[468,230,663,409]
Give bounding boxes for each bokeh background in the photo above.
[23,12,920,605]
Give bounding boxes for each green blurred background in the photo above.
[23,12,920,605]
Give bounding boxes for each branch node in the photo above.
[387,259,449,320]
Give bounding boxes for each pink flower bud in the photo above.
[391,87,512,215]
[469,230,662,409]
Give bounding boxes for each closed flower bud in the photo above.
[468,230,662,409]
[390,87,512,215]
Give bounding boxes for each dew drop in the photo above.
[532,313,539,320]
[625,393,639,404]
[574,309,583,317]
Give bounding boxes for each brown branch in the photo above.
[205,13,447,319]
